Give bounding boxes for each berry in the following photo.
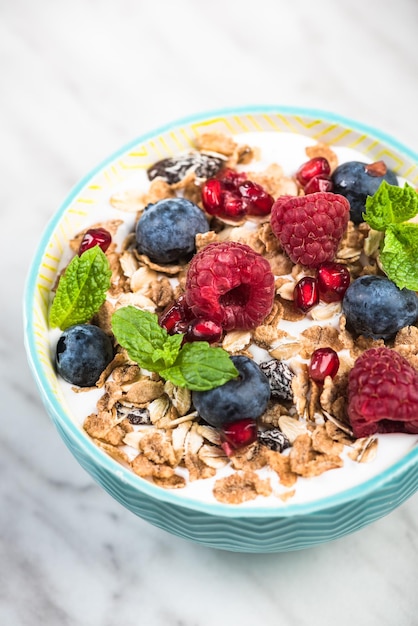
[270,192,350,268]
[317,262,350,303]
[342,275,418,340]
[347,347,418,438]
[201,169,274,220]
[259,359,294,401]
[55,324,114,387]
[309,347,340,382]
[304,176,333,194]
[221,419,258,455]
[294,276,319,312]
[159,295,194,334]
[331,160,398,224]
[185,242,275,331]
[147,152,225,184]
[79,228,111,256]
[136,198,209,264]
[184,318,223,344]
[296,157,331,187]
[192,355,271,429]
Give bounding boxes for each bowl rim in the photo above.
[24,104,418,518]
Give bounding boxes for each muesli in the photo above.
[49,131,418,504]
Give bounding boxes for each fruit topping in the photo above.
[192,355,271,429]
[296,157,331,187]
[304,176,333,194]
[308,347,340,383]
[201,169,274,221]
[347,347,418,438]
[317,261,350,303]
[136,197,209,264]
[185,241,275,331]
[184,318,223,344]
[79,227,112,256]
[331,160,398,224]
[258,428,291,452]
[159,295,194,335]
[221,418,258,455]
[259,359,294,401]
[55,324,114,387]
[270,192,350,268]
[294,276,320,312]
[342,275,418,340]
[147,152,225,184]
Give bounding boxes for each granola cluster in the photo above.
[65,132,418,505]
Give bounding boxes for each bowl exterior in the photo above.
[25,105,418,552]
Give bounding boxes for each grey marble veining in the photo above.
[1,0,417,624]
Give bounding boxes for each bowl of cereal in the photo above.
[24,106,418,552]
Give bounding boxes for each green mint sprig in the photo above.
[111,306,238,391]
[49,246,112,330]
[363,181,418,290]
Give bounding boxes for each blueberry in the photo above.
[192,356,271,428]
[136,198,209,264]
[331,161,398,224]
[342,275,418,340]
[55,324,114,387]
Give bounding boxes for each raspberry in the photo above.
[347,347,418,438]
[185,242,275,331]
[270,192,350,268]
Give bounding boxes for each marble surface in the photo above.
[2,0,418,624]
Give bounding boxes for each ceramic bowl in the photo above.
[24,106,418,552]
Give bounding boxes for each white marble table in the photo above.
[2,0,418,624]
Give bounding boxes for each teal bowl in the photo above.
[24,106,418,552]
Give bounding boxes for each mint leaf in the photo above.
[111,306,238,390]
[160,342,239,391]
[380,223,418,290]
[49,246,112,330]
[364,181,418,231]
[111,306,181,371]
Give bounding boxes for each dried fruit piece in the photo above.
[147,152,225,184]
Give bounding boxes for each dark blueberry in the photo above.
[136,198,209,264]
[259,359,294,401]
[342,275,418,340]
[331,160,398,224]
[258,428,291,452]
[147,152,225,184]
[192,356,271,429]
[55,324,113,387]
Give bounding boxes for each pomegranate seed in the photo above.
[317,262,351,303]
[219,168,247,190]
[294,276,319,312]
[296,157,331,187]
[159,295,193,334]
[201,179,222,215]
[222,190,246,219]
[239,180,274,215]
[221,418,258,454]
[309,347,340,383]
[79,228,112,255]
[202,170,273,220]
[304,175,333,194]
[184,318,223,343]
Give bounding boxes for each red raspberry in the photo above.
[270,192,350,268]
[347,347,418,438]
[185,242,275,331]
